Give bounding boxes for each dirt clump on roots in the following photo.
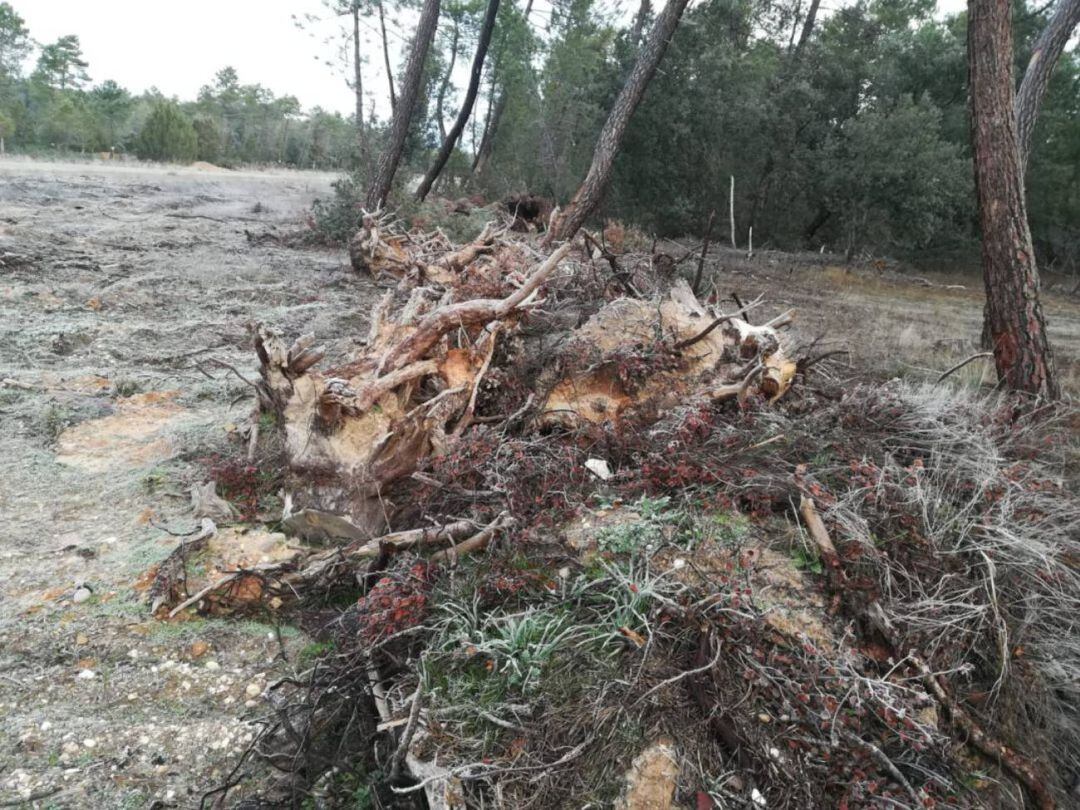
[148,215,1080,810]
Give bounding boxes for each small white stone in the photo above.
[82,738,96,749]
[72,588,92,604]
[204,661,220,671]
[245,682,262,698]
[77,669,95,680]
[40,721,51,732]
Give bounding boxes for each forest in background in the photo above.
[0,0,1078,268]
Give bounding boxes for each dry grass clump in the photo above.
[813,383,1080,803]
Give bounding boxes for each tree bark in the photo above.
[1015,0,1080,167]
[471,77,502,174]
[968,0,1058,398]
[545,0,691,244]
[434,18,460,142]
[378,0,398,112]
[352,3,367,165]
[629,0,652,47]
[364,0,441,211]
[470,0,534,177]
[416,0,501,201]
[792,0,821,60]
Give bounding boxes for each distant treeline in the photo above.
[1,0,1078,268]
[0,6,358,168]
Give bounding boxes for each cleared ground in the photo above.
[1,159,1078,808]
[0,160,377,808]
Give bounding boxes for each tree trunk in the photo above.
[352,3,367,166]
[378,0,398,112]
[545,0,691,244]
[435,19,460,142]
[416,0,501,202]
[1015,0,1080,167]
[749,0,820,239]
[364,0,441,211]
[629,0,652,47]
[470,0,534,177]
[792,0,821,60]
[472,76,501,174]
[968,0,1058,398]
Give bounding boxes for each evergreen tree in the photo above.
[136,101,198,162]
[33,35,90,90]
[0,2,30,79]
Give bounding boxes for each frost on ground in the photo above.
[0,160,376,807]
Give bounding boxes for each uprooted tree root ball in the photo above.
[146,221,1080,809]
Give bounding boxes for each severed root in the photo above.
[148,519,216,614]
[149,516,515,617]
[284,519,482,587]
[380,243,573,374]
[423,221,501,284]
[430,512,513,563]
[349,211,412,278]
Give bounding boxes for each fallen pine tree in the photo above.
[145,220,1080,810]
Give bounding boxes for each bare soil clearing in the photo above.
[0,160,375,808]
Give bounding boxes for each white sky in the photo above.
[18,0,971,118]
[18,0,380,114]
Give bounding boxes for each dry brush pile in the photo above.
[148,215,1080,810]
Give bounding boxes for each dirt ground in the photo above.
[0,160,378,809]
[2,159,1079,809]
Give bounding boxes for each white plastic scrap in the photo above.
[584,458,613,481]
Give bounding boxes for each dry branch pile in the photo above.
[260,221,796,538]
[146,220,1080,810]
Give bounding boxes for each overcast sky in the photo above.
[19,0,368,114]
[19,0,971,117]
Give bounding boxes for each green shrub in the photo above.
[309,171,365,244]
[136,101,197,162]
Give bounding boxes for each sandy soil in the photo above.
[0,159,379,808]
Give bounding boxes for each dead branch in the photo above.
[937,352,993,383]
[168,572,240,618]
[430,512,512,563]
[674,296,765,351]
[691,209,717,295]
[839,728,922,807]
[453,325,501,435]
[911,655,1054,810]
[582,230,636,297]
[149,518,217,614]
